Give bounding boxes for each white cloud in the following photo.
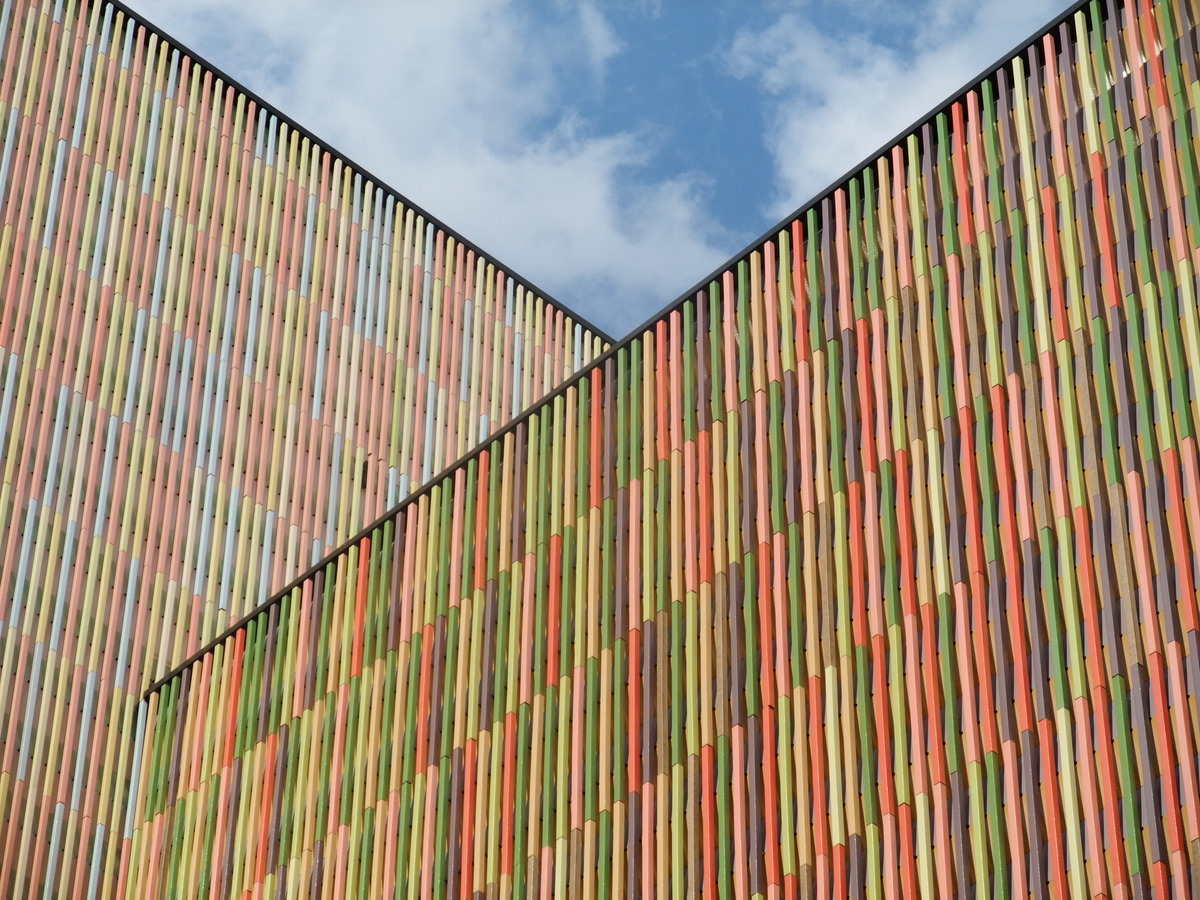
[728,0,1066,219]
[577,2,623,78]
[127,0,1072,334]
[132,0,735,334]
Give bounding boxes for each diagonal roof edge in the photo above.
[105,0,618,344]
[145,0,1106,699]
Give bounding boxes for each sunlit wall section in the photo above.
[0,0,607,895]
[129,0,1200,896]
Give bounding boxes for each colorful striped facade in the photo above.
[126,0,1200,897]
[0,0,608,895]
[2,0,1200,897]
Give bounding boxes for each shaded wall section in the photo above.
[130,0,1200,896]
[0,0,608,895]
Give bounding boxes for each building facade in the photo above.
[0,1,607,896]
[127,0,1200,897]
[5,0,1200,897]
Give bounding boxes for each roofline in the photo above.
[145,0,1107,699]
[107,0,618,344]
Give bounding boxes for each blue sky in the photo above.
[133,0,1067,336]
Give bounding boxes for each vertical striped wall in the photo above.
[129,0,1200,897]
[0,0,607,896]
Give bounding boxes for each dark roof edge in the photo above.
[144,0,1108,699]
[106,0,617,345]
[607,0,1102,347]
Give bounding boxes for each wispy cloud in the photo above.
[576,1,623,78]
[728,0,1065,219]
[134,0,735,333]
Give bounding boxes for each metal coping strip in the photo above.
[105,0,618,345]
[144,0,1113,699]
